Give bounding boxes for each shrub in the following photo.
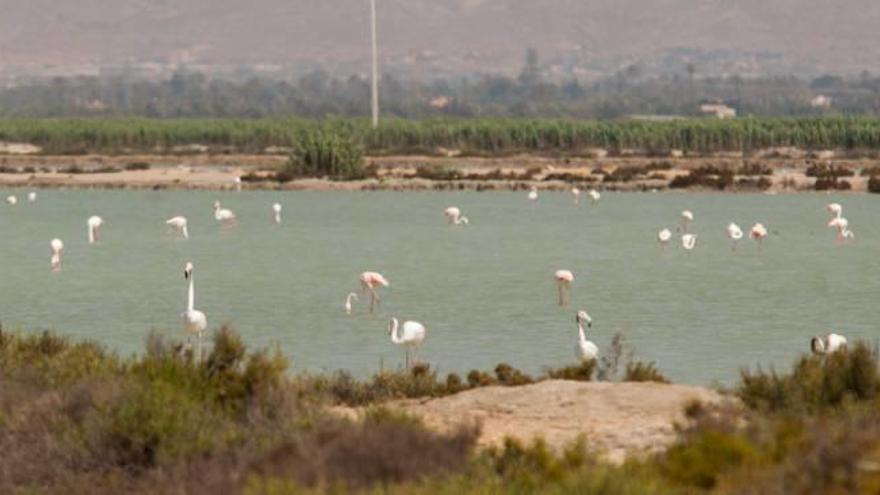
[285,131,364,179]
[624,361,670,384]
[869,176,880,193]
[125,162,151,171]
[805,163,854,178]
[545,361,596,381]
[494,363,535,386]
[737,162,773,176]
[414,164,462,181]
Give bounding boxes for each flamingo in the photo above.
[826,203,843,220]
[166,216,189,239]
[234,176,242,192]
[344,292,359,315]
[360,271,389,313]
[658,228,672,248]
[272,203,282,224]
[6,195,16,205]
[828,216,854,242]
[571,187,581,204]
[27,192,36,202]
[727,223,744,250]
[588,189,601,204]
[554,270,575,307]
[750,223,768,248]
[680,210,694,233]
[182,262,208,362]
[528,187,538,202]
[388,317,426,369]
[87,216,104,244]
[810,333,847,355]
[681,233,698,251]
[213,201,237,226]
[50,238,63,272]
[574,310,599,362]
[443,206,469,225]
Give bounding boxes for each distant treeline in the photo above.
[1,66,880,119]
[2,117,880,155]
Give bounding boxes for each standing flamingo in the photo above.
[811,333,847,355]
[828,216,854,242]
[166,216,189,239]
[344,292,359,315]
[680,210,694,233]
[681,233,698,251]
[213,201,237,226]
[727,223,744,250]
[527,187,538,202]
[750,223,768,248]
[50,238,63,272]
[87,216,104,244]
[6,195,16,205]
[360,271,389,313]
[443,206,469,225]
[588,189,601,204]
[571,187,581,204]
[574,310,598,362]
[658,228,672,248]
[182,262,208,362]
[272,203,282,224]
[388,317,426,369]
[234,176,242,192]
[27,192,36,202]
[826,203,843,220]
[554,270,574,307]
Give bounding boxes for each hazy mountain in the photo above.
[0,0,876,79]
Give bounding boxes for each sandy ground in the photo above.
[338,380,728,464]
[0,153,872,192]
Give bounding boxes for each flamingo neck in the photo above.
[182,225,189,239]
[88,225,95,244]
[389,318,403,344]
[577,322,587,343]
[187,275,195,313]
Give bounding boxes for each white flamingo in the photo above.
[234,176,242,192]
[574,310,598,362]
[750,223,768,248]
[388,317,426,369]
[681,233,698,251]
[87,216,104,244]
[658,228,672,248]
[213,201,237,226]
[588,189,600,204]
[443,206,469,225]
[166,216,189,239]
[6,195,16,205]
[826,203,843,220]
[360,271,389,313]
[571,187,581,204]
[727,223,744,250]
[554,269,575,307]
[680,210,694,233]
[528,186,538,202]
[272,203,282,224]
[810,333,847,355]
[828,216,854,242]
[27,192,36,202]
[182,262,208,362]
[344,292,359,315]
[50,238,63,272]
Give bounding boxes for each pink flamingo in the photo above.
[554,270,574,307]
[750,223,768,250]
[359,271,389,313]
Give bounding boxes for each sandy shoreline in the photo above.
[0,153,874,192]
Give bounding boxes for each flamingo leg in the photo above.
[369,287,380,313]
[197,333,203,363]
[557,283,563,306]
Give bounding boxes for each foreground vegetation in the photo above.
[3,117,880,156]
[2,325,880,493]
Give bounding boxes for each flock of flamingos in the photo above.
[4,185,857,368]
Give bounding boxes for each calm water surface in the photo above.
[1,189,877,385]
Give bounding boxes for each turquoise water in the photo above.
[1,189,877,385]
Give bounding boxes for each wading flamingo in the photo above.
[50,238,63,272]
[826,203,843,220]
[571,187,581,204]
[166,216,189,239]
[443,206,469,225]
[272,203,282,224]
[87,216,104,244]
[528,186,538,202]
[828,216,854,242]
[680,210,694,233]
[388,317,426,369]
[574,310,598,362]
[811,333,847,355]
[681,233,698,251]
[750,223,768,248]
[360,271,389,313]
[658,228,672,248]
[27,192,36,202]
[6,195,16,205]
[234,176,242,192]
[588,189,601,204]
[344,292,359,315]
[213,201,237,226]
[182,262,208,362]
[727,223,744,250]
[554,270,574,307]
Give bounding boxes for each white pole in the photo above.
[370,0,379,128]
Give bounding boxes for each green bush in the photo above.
[285,131,364,179]
[624,361,670,384]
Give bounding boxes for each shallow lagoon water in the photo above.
[1,189,877,385]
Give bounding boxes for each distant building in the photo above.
[811,95,833,109]
[699,102,736,119]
